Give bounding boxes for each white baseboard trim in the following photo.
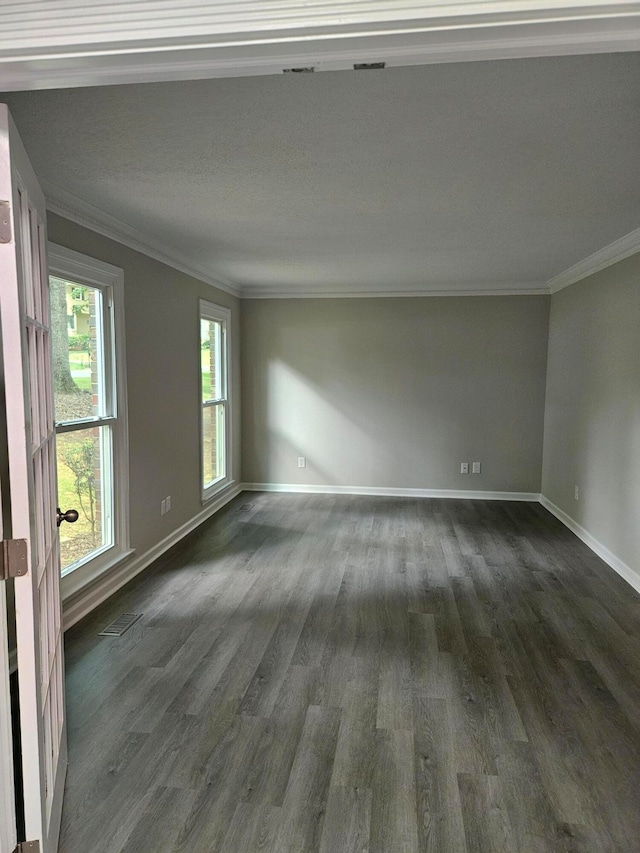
[539,494,640,596]
[57,482,637,637]
[62,482,242,631]
[243,482,540,502]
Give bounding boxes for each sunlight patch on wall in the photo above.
[267,359,375,484]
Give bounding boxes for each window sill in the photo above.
[61,546,135,602]
[202,477,236,506]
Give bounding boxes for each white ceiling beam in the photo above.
[1,1,639,91]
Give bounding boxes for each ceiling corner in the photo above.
[546,226,640,293]
[44,184,244,299]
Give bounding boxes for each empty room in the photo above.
[1,4,639,853]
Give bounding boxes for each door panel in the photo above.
[0,570,17,853]
[0,104,67,852]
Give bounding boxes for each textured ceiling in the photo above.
[2,52,639,295]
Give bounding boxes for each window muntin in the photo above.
[200,301,231,498]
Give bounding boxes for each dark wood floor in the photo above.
[60,493,640,853]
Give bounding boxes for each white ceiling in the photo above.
[2,51,639,296]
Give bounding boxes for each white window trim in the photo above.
[199,298,233,503]
[48,243,132,600]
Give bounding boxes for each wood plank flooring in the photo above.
[59,494,640,852]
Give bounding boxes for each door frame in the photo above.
[1,1,639,91]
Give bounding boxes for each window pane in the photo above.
[50,277,105,422]
[56,426,112,572]
[201,319,222,402]
[202,403,225,486]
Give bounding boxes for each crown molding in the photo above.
[547,226,640,293]
[44,188,550,299]
[242,283,549,299]
[44,183,242,298]
[45,184,639,301]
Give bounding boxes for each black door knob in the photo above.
[57,507,79,527]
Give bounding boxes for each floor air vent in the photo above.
[99,613,142,637]
[236,503,254,512]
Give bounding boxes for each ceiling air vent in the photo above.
[283,67,315,73]
[354,62,386,70]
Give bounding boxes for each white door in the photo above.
[0,104,68,853]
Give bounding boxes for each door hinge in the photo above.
[0,200,11,243]
[1,539,28,581]
[14,842,40,853]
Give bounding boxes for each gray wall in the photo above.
[48,213,241,561]
[542,253,640,576]
[241,296,550,493]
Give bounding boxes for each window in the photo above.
[200,300,231,499]
[49,245,130,592]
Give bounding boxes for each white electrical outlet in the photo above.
[472,462,481,474]
[574,485,579,500]
[460,462,469,474]
[166,495,171,512]
[298,456,306,468]
[160,499,166,516]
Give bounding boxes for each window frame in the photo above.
[199,299,232,502]
[48,243,132,599]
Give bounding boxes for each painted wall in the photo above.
[241,296,549,493]
[542,253,640,580]
[47,213,241,563]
